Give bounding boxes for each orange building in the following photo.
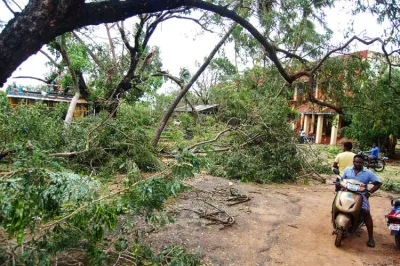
[7,88,90,118]
[289,50,391,145]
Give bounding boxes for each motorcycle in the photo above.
[357,151,388,172]
[385,198,400,248]
[332,168,365,247]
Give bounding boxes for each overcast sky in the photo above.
[0,1,390,91]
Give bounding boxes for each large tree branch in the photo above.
[153,72,184,87]
[108,17,148,102]
[117,21,136,53]
[188,127,235,150]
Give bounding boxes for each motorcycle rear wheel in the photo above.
[335,229,344,247]
[395,234,400,249]
[373,161,385,172]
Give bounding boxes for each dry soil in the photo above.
[141,172,400,266]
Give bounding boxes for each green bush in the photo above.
[381,179,400,194]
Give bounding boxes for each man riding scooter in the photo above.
[341,154,382,247]
[367,143,379,165]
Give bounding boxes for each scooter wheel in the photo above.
[395,234,400,249]
[335,229,344,247]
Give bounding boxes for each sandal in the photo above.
[367,239,375,247]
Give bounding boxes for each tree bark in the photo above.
[56,35,81,126]
[64,90,81,126]
[152,23,237,147]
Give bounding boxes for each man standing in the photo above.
[299,129,306,143]
[333,141,356,173]
[368,143,379,164]
[342,154,382,247]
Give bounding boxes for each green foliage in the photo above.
[0,97,198,264]
[341,68,400,154]
[0,170,102,243]
[68,42,91,71]
[178,113,194,129]
[211,57,237,76]
[153,93,175,118]
[306,156,331,175]
[222,143,300,183]
[129,240,201,266]
[179,68,191,83]
[0,101,65,159]
[381,179,400,194]
[60,104,161,174]
[0,166,190,264]
[324,146,341,155]
[206,67,305,182]
[86,25,164,103]
[151,245,201,265]
[229,0,333,64]
[172,148,206,179]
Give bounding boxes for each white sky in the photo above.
[0,1,391,91]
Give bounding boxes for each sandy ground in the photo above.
[141,173,400,266]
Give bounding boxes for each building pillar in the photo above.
[290,121,296,130]
[315,115,324,144]
[330,114,340,145]
[303,115,310,136]
[300,113,304,131]
[311,114,315,134]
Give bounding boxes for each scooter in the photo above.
[385,198,400,248]
[332,168,365,247]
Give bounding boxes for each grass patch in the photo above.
[381,179,400,194]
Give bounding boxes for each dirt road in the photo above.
[143,174,400,266]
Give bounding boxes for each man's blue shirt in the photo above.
[342,166,381,192]
[370,147,379,157]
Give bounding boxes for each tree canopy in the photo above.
[1,0,398,88]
